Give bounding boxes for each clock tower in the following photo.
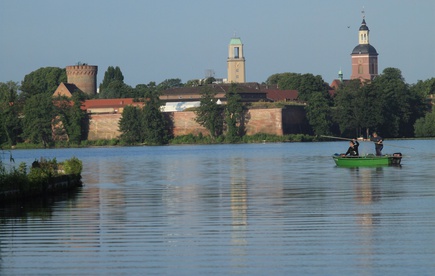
[227,36,246,83]
[350,16,378,81]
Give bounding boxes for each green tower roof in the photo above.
[230,37,242,45]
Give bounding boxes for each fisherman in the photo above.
[370,132,383,156]
[343,139,359,156]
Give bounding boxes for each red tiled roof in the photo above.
[81,98,143,110]
[264,89,299,101]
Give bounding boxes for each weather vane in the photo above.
[361,6,365,19]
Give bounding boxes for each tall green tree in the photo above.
[194,86,224,139]
[414,111,435,137]
[333,80,383,137]
[224,84,244,143]
[22,93,55,147]
[305,92,332,135]
[54,92,87,144]
[0,81,22,145]
[158,78,183,90]
[374,68,425,137]
[99,66,124,94]
[20,67,66,101]
[142,92,169,145]
[98,80,134,99]
[119,105,144,144]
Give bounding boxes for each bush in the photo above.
[63,157,82,175]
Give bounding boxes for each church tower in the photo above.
[227,36,246,83]
[350,15,378,81]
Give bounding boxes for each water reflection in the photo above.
[1,142,435,275]
[230,157,248,272]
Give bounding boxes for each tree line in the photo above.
[0,66,434,148]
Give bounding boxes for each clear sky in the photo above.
[1,0,434,87]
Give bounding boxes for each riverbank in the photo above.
[0,157,82,203]
[2,133,318,149]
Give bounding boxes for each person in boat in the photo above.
[342,139,359,157]
[370,132,383,156]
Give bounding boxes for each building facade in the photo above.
[66,64,98,95]
[350,18,378,81]
[227,37,246,83]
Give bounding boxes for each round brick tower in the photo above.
[66,64,98,95]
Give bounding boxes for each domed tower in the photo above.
[66,64,98,95]
[227,36,246,83]
[350,17,378,81]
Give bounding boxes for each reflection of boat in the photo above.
[332,153,402,167]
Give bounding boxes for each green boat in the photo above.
[332,153,402,167]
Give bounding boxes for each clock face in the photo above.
[358,59,363,64]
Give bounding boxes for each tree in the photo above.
[224,84,244,143]
[414,111,435,137]
[333,80,383,137]
[54,92,87,144]
[98,80,134,99]
[374,68,425,137]
[119,105,144,144]
[22,93,55,147]
[410,78,435,98]
[99,66,124,94]
[158,78,183,90]
[194,86,224,139]
[142,92,169,145]
[20,67,66,101]
[305,92,332,135]
[0,81,22,145]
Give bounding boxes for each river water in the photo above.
[1,140,435,275]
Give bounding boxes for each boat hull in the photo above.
[333,153,402,167]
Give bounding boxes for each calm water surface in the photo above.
[1,140,435,275]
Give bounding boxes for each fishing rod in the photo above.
[320,135,355,141]
[320,135,415,149]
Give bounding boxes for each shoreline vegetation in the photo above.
[3,133,318,149]
[0,156,83,203]
[1,133,428,150]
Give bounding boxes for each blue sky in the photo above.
[1,0,434,87]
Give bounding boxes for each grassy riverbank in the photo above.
[2,133,318,149]
[0,156,83,202]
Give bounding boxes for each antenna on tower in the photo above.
[205,69,215,78]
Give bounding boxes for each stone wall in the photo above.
[87,107,309,140]
[88,113,122,140]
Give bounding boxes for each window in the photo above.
[358,65,363,74]
[234,47,239,58]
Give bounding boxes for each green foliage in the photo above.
[20,67,66,100]
[22,93,55,147]
[0,157,82,194]
[99,66,124,94]
[158,78,183,90]
[98,80,134,99]
[119,92,169,145]
[333,80,383,137]
[305,92,332,135]
[194,86,224,138]
[0,81,22,146]
[62,157,82,175]
[266,72,329,102]
[119,105,144,144]
[414,111,435,137]
[53,92,87,144]
[374,68,426,137]
[224,84,244,143]
[333,68,427,138]
[410,78,435,97]
[142,94,169,145]
[169,133,219,144]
